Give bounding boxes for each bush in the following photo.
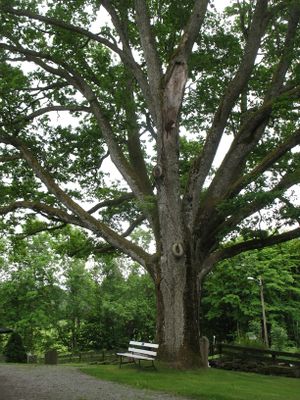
[3,332,27,363]
[235,335,266,349]
[271,324,289,351]
[235,320,266,349]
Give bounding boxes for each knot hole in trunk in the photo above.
[172,242,184,258]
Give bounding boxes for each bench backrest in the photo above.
[128,341,159,358]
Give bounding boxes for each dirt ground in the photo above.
[0,364,190,400]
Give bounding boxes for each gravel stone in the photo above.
[0,364,191,400]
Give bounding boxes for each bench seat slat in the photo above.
[116,352,155,361]
[129,341,159,349]
[128,347,157,357]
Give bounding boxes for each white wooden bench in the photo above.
[117,340,159,369]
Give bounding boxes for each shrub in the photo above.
[271,324,289,351]
[3,332,27,363]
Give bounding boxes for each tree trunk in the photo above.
[153,68,206,366]
[155,255,205,368]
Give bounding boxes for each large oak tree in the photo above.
[0,0,299,366]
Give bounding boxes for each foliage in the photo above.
[3,332,27,363]
[74,261,156,351]
[0,0,300,365]
[0,229,156,354]
[0,233,64,352]
[1,226,300,355]
[0,1,298,257]
[271,324,289,351]
[202,240,300,349]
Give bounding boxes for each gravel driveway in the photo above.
[0,364,191,400]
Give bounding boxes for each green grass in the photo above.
[80,363,300,400]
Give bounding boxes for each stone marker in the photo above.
[45,349,58,365]
[200,336,209,368]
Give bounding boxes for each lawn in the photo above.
[80,363,300,400]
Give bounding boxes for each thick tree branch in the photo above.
[185,0,270,222]
[99,0,157,124]
[87,193,135,214]
[180,0,209,59]
[23,105,91,122]
[224,127,300,200]
[165,0,208,81]
[101,0,132,49]
[0,154,21,162]
[89,101,159,231]
[122,214,146,237]
[1,6,123,57]
[123,76,159,239]
[11,82,68,92]
[17,223,67,239]
[1,134,152,266]
[0,41,158,230]
[154,3,209,251]
[160,0,209,166]
[195,4,300,228]
[0,201,82,226]
[0,42,76,84]
[279,196,300,224]
[219,167,300,236]
[125,76,154,197]
[134,0,163,123]
[202,85,300,202]
[198,227,300,279]
[74,213,146,255]
[217,228,300,263]
[2,5,154,122]
[266,1,300,99]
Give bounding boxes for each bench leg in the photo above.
[119,356,122,368]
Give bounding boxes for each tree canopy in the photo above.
[0,0,299,366]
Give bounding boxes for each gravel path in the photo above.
[0,364,191,400]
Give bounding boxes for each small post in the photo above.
[44,349,58,365]
[259,277,269,348]
[200,336,209,368]
[247,276,269,348]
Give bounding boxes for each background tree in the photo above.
[62,258,96,351]
[202,240,300,349]
[0,233,64,352]
[0,227,156,353]
[90,260,156,350]
[0,0,299,366]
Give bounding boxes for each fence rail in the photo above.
[57,350,118,364]
[214,343,300,366]
[211,343,300,377]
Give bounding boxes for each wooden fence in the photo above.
[214,343,300,365]
[57,349,118,364]
[211,343,300,377]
